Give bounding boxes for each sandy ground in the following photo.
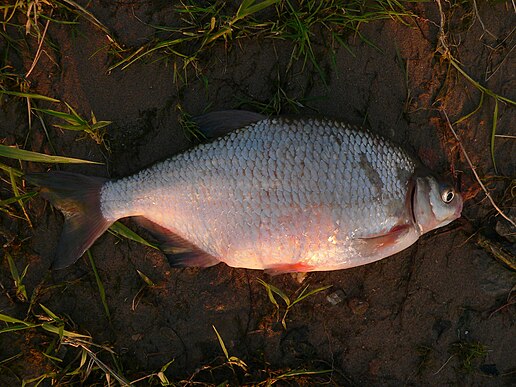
[0,1,515,385]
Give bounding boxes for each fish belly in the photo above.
[100,118,417,270]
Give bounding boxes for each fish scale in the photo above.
[100,117,416,270]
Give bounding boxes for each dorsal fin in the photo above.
[134,217,221,268]
[193,110,267,139]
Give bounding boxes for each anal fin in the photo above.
[134,217,220,268]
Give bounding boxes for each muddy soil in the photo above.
[1,1,515,385]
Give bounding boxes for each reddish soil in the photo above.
[0,1,514,385]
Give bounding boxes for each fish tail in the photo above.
[26,171,112,269]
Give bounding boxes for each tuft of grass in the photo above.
[213,325,248,372]
[0,305,130,385]
[176,103,206,142]
[5,251,29,303]
[1,87,112,150]
[110,0,416,84]
[33,103,112,146]
[235,67,320,115]
[132,269,159,311]
[449,341,489,373]
[257,279,331,329]
[0,306,89,339]
[0,0,120,52]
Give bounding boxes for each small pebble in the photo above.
[368,358,382,376]
[348,298,369,315]
[326,289,346,305]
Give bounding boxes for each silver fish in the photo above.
[27,110,463,273]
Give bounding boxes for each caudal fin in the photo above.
[26,171,112,269]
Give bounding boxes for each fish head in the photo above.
[412,175,463,235]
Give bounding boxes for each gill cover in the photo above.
[412,176,463,235]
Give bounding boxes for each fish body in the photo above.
[27,112,463,273]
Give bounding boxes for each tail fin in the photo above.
[26,171,112,269]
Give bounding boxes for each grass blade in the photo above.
[32,107,87,127]
[40,323,90,339]
[0,313,34,325]
[212,325,229,360]
[87,251,111,321]
[0,192,36,207]
[108,221,159,249]
[277,369,333,378]
[0,162,23,177]
[5,251,28,302]
[257,278,280,309]
[453,92,484,125]
[136,270,157,287]
[491,98,498,173]
[39,304,60,321]
[8,167,32,226]
[0,145,102,164]
[0,90,60,102]
[235,0,279,22]
[290,285,332,307]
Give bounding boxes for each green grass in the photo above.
[435,0,515,227]
[0,0,120,51]
[213,325,248,372]
[258,279,331,329]
[0,143,97,229]
[33,103,111,146]
[5,251,29,303]
[0,0,514,385]
[435,0,516,173]
[449,341,489,373]
[109,0,417,84]
[87,251,111,322]
[235,68,321,115]
[0,144,101,165]
[0,89,112,148]
[0,305,128,385]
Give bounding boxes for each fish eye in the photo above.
[441,188,455,203]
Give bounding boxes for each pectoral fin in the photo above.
[357,224,414,256]
[361,224,411,245]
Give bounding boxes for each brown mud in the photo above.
[1,1,515,385]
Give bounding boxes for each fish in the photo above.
[26,110,463,273]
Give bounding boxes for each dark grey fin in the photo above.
[193,110,267,139]
[25,172,112,269]
[134,217,221,268]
